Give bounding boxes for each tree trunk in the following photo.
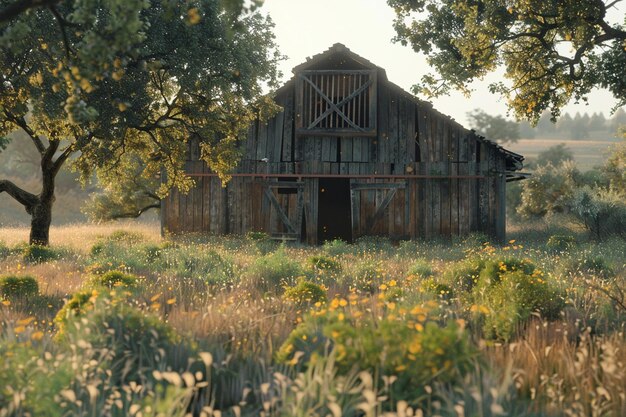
[29,164,57,246]
[29,195,54,246]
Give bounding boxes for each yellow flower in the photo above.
[395,365,407,372]
[187,8,201,24]
[389,280,397,287]
[379,283,388,291]
[338,299,348,307]
[31,331,44,341]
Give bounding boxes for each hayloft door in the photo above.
[350,181,407,238]
[263,181,305,241]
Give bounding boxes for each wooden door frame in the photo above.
[262,181,305,240]
[350,181,406,238]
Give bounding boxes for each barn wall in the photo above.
[163,71,508,243]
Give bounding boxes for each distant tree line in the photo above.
[469,108,626,143]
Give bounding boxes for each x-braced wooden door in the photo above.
[263,181,305,241]
[350,181,407,239]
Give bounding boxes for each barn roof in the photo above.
[279,43,524,171]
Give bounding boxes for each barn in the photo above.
[161,43,525,244]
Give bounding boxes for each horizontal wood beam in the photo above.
[187,173,489,179]
[351,183,406,190]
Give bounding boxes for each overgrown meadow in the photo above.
[0,223,624,417]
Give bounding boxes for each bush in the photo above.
[22,245,60,264]
[54,290,100,334]
[0,242,9,260]
[246,249,304,291]
[63,301,187,386]
[87,270,139,290]
[547,234,576,251]
[443,257,485,293]
[345,259,384,293]
[106,230,145,244]
[560,255,615,280]
[569,187,626,240]
[0,274,38,300]
[420,277,454,299]
[306,255,342,274]
[322,239,350,256]
[407,259,434,278]
[473,268,565,341]
[283,280,327,307]
[277,307,475,403]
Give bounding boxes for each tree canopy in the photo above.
[388,0,626,123]
[0,0,281,244]
[467,108,520,143]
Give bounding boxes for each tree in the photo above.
[535,143,574,167]
[466,108,520,143]
[0,0,280,245]
[388,0,626,123]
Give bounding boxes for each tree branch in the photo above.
[0,179,39,211]
[3,111,46,154]
[108,202,161,220]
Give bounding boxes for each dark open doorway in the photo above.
[317,178,352,243]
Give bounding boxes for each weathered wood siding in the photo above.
[163,71,509,243]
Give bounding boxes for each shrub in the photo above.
[277,307,475,403]
[560,255,615,280]
[420,277,454,299]
[22,245,59,264]
[475,270,565,341]
[63,301,187,386]
[306,255,342,274]
[345,259,384,293]
[0,274,38,300]
[54,290,100,334]
[87,270,139,290]
[283,280,327,307]
[0,242,9,260]
[547,234,576,251]
[246,249,304,290]
[569,187,626,240]
[407,259,433,278]
[443,257,485,293]
[322,239,350,256]
[107,230,145,244]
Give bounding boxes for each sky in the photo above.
[261,0,624,126]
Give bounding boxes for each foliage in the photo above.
[0,274,38,300]
[54,290,100,335]
[389,0,626,122]
[467,109,520,143]
[407,259,434,278]
[306,255,342,275]
[603,139,626,195]
[246,249,305,290]
[283,280,327,307]
[278,302,476,404]
[546,234,576,252]
[560,254,616,281]
[87,270,140,290]
[22,244,60,264]
[517,161,580,218]
[0,0,281,244]
[534,143,574,167]
[569,187,626,240]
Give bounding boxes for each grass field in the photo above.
[507,137,622,171]
[0,222,624,416]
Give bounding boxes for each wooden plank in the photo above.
[256,121,268,161]
[321,136,332,161]
[440,161,450,236]
[458,163,470,235]
[350,179,361,239]
[282,91,294,162]
[450,162,459,237]
[265,187,297,233]
[417,106,428,163]
[422,163,432,238]
[432,163,441,236]
[388,94,399,165]
[406,101,416,164]
[495,156,506,243]
[351,183,406,190]
[378,83,390,163]
[488,146,498,240]
[468,161,478,232]
[341,137,353,162]
[367,188,397,234]
[353,136,363,162]
[273,110,285,163]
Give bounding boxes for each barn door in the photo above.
[350,181,406,238]
[264,181,305,241]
